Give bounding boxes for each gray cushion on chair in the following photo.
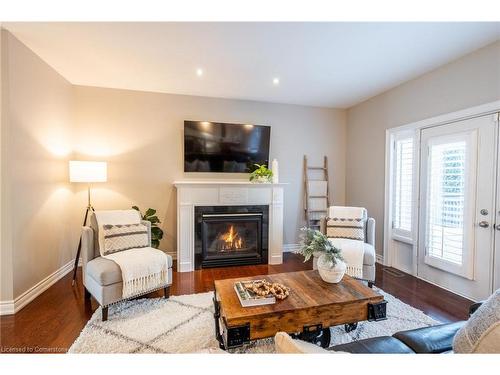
[87,254,174,286]
[86,257,123,286]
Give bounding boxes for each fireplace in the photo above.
[194,205,269,268]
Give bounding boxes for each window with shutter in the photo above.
[423,130,477,279]
[392,134,414,241]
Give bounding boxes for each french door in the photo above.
[417,114,497,301]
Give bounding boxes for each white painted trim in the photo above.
[384,101,500,277]
[0,300,15,315]
[0,259,76,316]
[283,243,300,253]
[383,129,393,268]
[174,183,285,272]
[165,251,177,260]
[376,254,385,265]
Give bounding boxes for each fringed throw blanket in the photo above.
[94,210,169,299]
[326,206,367,279]
[328,238,364,279]
[104,247,169,299]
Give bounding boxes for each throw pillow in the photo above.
[453,289,500,353]
[326,217,366,241]
[274,332,329,353]
[101,223,149,255]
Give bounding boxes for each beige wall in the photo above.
[346,41,500,255]
[1,29,14,302]
[1,31,78,298]
[73,86,347,253]
[1,30,346,302]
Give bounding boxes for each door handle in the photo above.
[495,224,500,231]
[478,221,490,228]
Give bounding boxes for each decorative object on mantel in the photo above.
[249,163,273,183]
[131,206,164,249]
[271,158,279,183]
[296,227,345,283]
[69,160,107,286]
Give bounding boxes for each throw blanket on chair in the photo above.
[328,238,364,279]
[104,248,169,299]
[94,210,169,299]
[326,206,367,279]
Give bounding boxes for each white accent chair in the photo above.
[320,211,376,287]
[81,211,173,321]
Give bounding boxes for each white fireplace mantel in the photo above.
[174,180,287,272]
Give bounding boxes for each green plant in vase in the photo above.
[132,206,164,249]
[249,163,273,183]
[296,227,345,283]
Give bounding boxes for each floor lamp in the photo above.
[70,160,107,286]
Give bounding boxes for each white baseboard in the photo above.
[165,251,177,260]
[0,300,15,315]
[283,243,300,253]
[0,258,77,316]
[376,254,385,265]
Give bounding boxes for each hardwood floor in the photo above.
[0,253,472,353]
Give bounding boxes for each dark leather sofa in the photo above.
[328,302,482,354]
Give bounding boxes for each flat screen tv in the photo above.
[184,121,271,173]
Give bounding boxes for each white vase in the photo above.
[271,159,279,183]
[252,176,271,183]
[312,251,322,270]
[317,254,346,283]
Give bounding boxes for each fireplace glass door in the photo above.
[201,214,262,266]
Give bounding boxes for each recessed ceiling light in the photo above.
[272,78,280,85]
[196,68,203,77]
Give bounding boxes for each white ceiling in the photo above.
[4,22,500,108]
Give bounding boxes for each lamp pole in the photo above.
[71,184,95,286]
[69,161,107,287]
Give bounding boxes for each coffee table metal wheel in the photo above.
[312,328,331,348]
[344,322,358,332]
[294,327,331,348]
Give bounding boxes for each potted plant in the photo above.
[296,227,346,283]
[249,163,273,183]
[132,206,164,249]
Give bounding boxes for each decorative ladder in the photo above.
[303,155,330,230]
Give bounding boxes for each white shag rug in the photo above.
[69,287,439,353]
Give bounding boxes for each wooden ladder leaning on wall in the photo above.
[303,155,330,230]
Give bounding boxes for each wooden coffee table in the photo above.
[213,270,387,349]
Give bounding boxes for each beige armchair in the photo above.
[81,214,173,321]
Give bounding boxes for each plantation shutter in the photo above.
[393,136,414,238]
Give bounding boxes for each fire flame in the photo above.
[220,225,243,250]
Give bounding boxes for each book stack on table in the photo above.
[234,280,276,307]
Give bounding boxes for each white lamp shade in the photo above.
[69,161,107,183]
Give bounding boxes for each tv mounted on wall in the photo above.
[184,121,271,173]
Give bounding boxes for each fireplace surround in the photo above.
[174,180,285,272]
[195,205,269,268]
